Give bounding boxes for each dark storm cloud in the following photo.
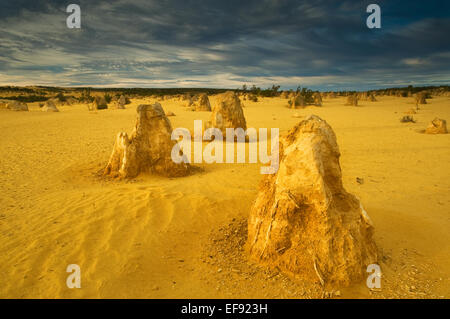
[0,0,448,89]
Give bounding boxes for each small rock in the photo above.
[425,118,447,134]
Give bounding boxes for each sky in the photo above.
[0,0,449,90]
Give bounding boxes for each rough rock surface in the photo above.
[114,95,127,109]
[114,101,126,109]
[345,95,358,106]
[313,93,322,106]
[193,93,211,111]
[89,96,108,110]
[247,115,377,287]
[415,92,427,105]
[104,103,190,178]
[42,100,59,112]
[288,94,306,108]
[7,101,28,111]
[206,91,247,137]
[425,118,447,134]
[0,99,10,109]
[182,96,193,107]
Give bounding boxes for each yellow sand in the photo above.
[0,96,449,298]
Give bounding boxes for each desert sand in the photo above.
[0,95,449,298]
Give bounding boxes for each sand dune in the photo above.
[0,95,449,298]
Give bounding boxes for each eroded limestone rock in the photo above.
[104,103,190,178]
[247,115,377,287]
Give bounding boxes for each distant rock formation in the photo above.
[182,95,193,107]
[415,92,427,105]
[205,91,247,138]
[0,99,10,109]
[111,95,126,109]
[247,115,377,287]
[7,101,28,111]
[358,92,368,100]
[118,95,127,108]
[42,100,59,112]
[104,103,190,178]
[345,94,358,106]
[57,97,78,106]
[193,93,211,111]
[288,94,306,108]
[313,92,322,106]
[89,96,108,111]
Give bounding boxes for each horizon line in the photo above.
[1,84,449,93]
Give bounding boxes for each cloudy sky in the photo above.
[0,0,449,90]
